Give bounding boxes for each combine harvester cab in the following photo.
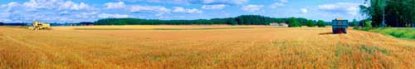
[29,21,52,30]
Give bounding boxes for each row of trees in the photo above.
[95,15,327,27]
[287,17,326,27]
[0,22,20,26]
[360,0,415,27]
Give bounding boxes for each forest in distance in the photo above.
[0,15,328,27]
[94,15,328,27]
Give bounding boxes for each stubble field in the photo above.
[0,25,414,69]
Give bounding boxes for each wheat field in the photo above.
[0,25,414,69]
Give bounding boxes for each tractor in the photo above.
[29,21,51,30]
[332,18,348,34]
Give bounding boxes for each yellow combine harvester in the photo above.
[29,21,51,30]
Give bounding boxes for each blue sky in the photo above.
[0,0,366,23]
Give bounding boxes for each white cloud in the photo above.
[0,0,98,23]
[200,0,248,5]
[100,1,203,17]
[187,9,203,14]
[1,2,20,12]
[22,0,50,9]
[1,2,19,8]
[202,4,226,10]
[232,0,249,5]
[280,0,288,3]
[206,0,249,5]
[242,5,263,12]
[173,7,186,12]
[129,5,202,14]
[60,1,92,10]
[98,13,130,18]
[269,0,288,8]
[173,7,202,14]
[105,2,126,9]
[124,0,249,5]
[76,11,99,18]
[202,0,216,4]
[318,2,360,16]
[0,12,11,22]
[301,8,308,14]
[0,19,11,22]
[130,5,171,13]
[198,0,249,5]
[270,2,284,8]
[21,0,93,11]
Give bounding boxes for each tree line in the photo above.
[0,15,328,27]
[360,0,415,27]
[94,15,327,27]
[0,22,27,26]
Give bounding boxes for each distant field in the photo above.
[0,25,415,69]
[53,25,269,30]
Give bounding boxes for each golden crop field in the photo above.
[0,25,415,69]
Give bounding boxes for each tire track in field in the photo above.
[0,34,3,40]
[1,35,49,58]
[0,34,52,68]
[0,27,93,67]
[0,28,93,68]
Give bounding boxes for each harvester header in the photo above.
[29,21,51,30]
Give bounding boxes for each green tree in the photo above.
[288,17,301,27]
[364,20,373,28]
[227,19,238,25]
[351,19,358,27]
[361,0,387,27]
[359,20,373,30]
[385,0,415,27]
[305,20,315,27]
[316,20,326,27]
[361,0,415,27]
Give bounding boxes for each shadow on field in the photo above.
[319,32,333,35]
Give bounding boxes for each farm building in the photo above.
[269,23,289,27]
[332,18,349,34]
